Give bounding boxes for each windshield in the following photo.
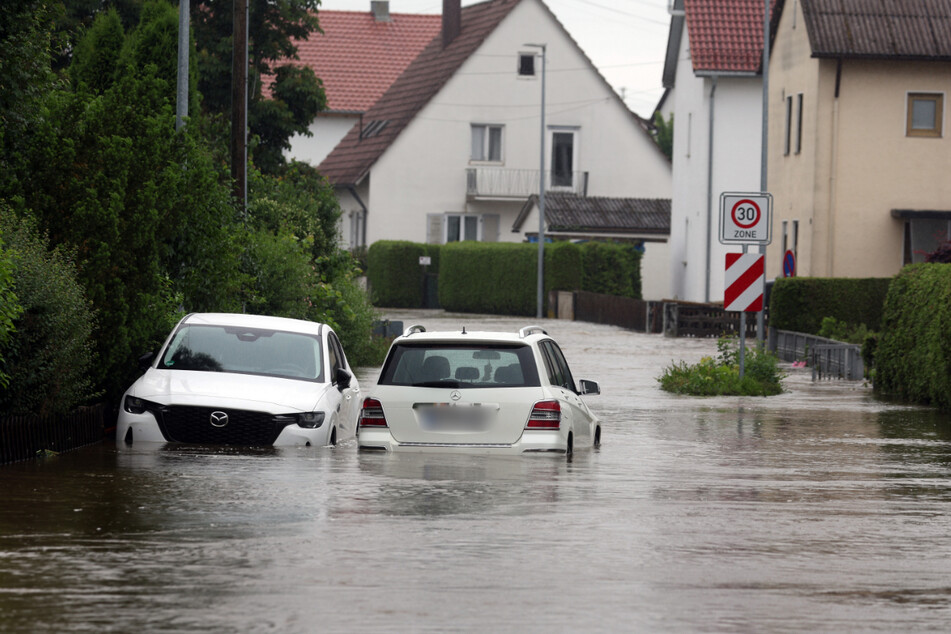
[159,324,324,382]
[378,343,540,388]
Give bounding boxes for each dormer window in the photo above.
[518,53,536,77]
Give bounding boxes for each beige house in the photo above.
[768,0,951,280]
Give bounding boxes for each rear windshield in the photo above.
[378,343,540,388]
[159,324,324,382]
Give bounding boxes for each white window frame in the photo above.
[470,124,504,163]
[548,126,579,191]
[444,214,482,243]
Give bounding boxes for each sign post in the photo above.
[720,192,772,377]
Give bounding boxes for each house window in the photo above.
[795,93,803,154]
[471,124,503,162]
[446,214,480,242]
[903,218,950,264]
[550,130,576,188]
[518,53,535,77]
[907,93,943,137]
[784,94,792,155]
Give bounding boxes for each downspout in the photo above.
[826,59,842,276]
[348,185,368,248]
[704,75,718,303]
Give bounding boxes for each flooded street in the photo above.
[3,310,951,632]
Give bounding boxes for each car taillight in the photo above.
[526,400,561,429]
[360,398,388,428]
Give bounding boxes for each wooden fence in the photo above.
[552,291,759,338]
[0,403,105,465]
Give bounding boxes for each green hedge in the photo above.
[769,277,891,334]
[874,263,951,410]
[439,243,535,315]
[438,242,588,316]
[368,240,646,314]
[366,241,440,308]
[580,242,642,299]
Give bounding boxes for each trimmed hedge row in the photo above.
[874,263,951,410]
[366,241,441,308]
[367,240,641,315]
[769,277,891,334]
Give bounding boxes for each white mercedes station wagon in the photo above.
[358,325,601,456]
[117,313,361,448]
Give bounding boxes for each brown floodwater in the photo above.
[2,311,950,632]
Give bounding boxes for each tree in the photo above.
[652,112,673,160]
[191,0,326,172]
[17,2,242,400]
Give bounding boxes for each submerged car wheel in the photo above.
[566,432,573,458]
[594,426,601,447]
[330,427,337,446]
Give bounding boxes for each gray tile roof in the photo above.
[801,0,951,59]
[514,193,671,235]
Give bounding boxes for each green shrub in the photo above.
[580,242,641,299]
[0,213,97,416]
[0,233,23,389]
[658,335,784,396]
[874,263,951,410]
[546,241,583,294]
[367,241,440,308]
[770,277,891,334]
[440,242,536,315]
[817,316,872,345]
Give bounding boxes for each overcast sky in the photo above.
[315,0,672,119]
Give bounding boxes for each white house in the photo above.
[663,0,773,303]
[317,0,672,297]
[280,2,440,166]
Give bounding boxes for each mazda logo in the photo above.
[209,411,229,427]
[450,390,462,401]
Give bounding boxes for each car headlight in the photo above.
[124,395,158,415]
[297,412,325,429]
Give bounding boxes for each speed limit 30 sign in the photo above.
[719,192,772,245]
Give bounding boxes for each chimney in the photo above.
[371,1,390,22]
[442,0,461,48]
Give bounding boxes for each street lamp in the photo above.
[524,43,546,319]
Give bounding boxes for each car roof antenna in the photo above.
[462,326,467,335]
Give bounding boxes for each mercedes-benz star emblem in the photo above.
[210,411,229,428]
[450,390,462,401]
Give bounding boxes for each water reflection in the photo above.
[3,312,951,631]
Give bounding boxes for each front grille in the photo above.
[154,405,294,446]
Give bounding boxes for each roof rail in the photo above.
[403,324,427,336]
[519,325,547,339]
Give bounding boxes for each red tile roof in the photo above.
[685,0,778,74]
[275,10,441,112]
[318,0,521,186]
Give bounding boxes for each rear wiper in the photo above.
[413,380,461,388]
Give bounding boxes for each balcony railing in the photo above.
[466,168,588,199]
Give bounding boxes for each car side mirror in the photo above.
[138,351,156,372]
[335,367,352,391]
[579,379,600,396]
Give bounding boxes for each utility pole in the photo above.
[525,43,546,319]
[176,0,190,131]
[231,0,249,212]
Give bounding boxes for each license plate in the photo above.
[414,403,497,431]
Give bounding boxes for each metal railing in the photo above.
[1,403,105,465]
[465,168,588,198]
[770,329,865,380]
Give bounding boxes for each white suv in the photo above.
[358,325,601,456]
